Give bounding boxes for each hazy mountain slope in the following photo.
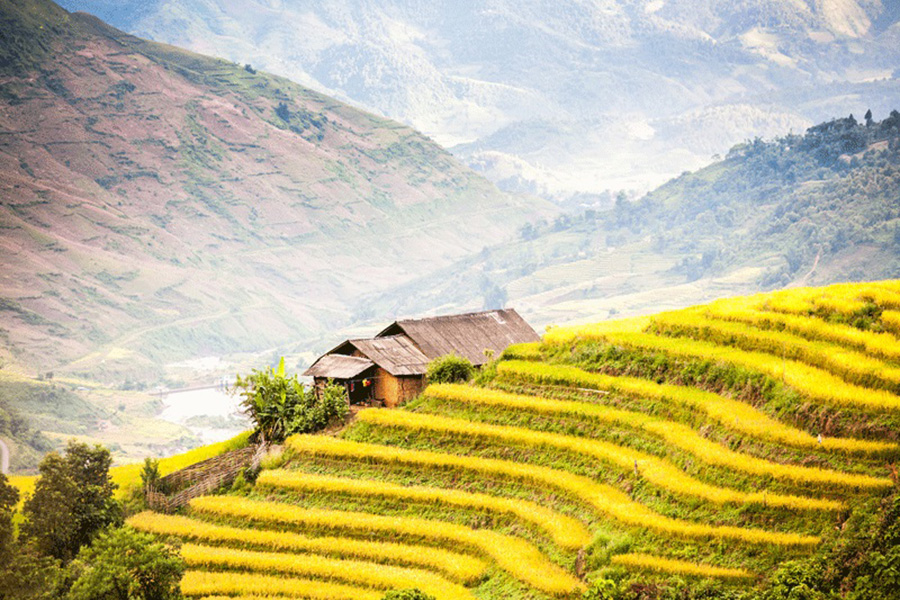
[359,113,900,328]
[58,0,900,197]
[0,0,549,381]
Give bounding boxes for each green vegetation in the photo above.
[232,358,348,443]
[67,527,184,600]
[426,354,475,385]
[0,441,183,600]
[20,441,121,561]
[362,112,900,328]
[382,590,436,600]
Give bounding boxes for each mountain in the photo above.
[57,0,900,199]
[358,112,900,327]
[0,0,550,382]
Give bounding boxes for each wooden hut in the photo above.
[304,308,540,407]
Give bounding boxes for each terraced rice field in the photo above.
[129,280,900,599]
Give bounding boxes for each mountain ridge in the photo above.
[58,0,900,198]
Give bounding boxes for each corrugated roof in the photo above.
[378,308,540,366]
[349,335,431,376]
[303,354,374,379]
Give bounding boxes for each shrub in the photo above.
[426,354,475,384]
[383,590,437,600]
[139,458,160,491]
[231,358,348,442]
[67,527,184,600]
[583,579,619,600]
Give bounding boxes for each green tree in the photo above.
[21,441,120,561]
[67,527,184,600]
[0,473,17,562]
[426,354,475,384]
[139,458,160,491]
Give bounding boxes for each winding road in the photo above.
[0,438,9,475]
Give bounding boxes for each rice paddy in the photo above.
[135,280,898,599]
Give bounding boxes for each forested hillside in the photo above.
[363,112,900,326]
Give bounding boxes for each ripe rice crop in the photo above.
[883,310,900,336]
[356,408,851,508]
[610,553,753,580]
[126,511,486,584]
[496,361,895,454]
[190,495,584,596]
[651,310,900,392]
[181,570,382,600]
[425,384,887,491]
[284,435,821,547]
[544,316,652,345]
[701,298,900,363]
[181,544,477,600]
[257,470,590,550]
[501,342,543,361]
[586,331,900,411]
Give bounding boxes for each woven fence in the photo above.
[146,443,267,513]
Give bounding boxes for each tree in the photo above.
[139,458,160,491]
[21,441,120,561]
[67,527,184,600]
[275,101,291,121]
[0,473,17,562]
[426,354,475,384]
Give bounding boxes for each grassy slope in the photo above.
[119,279,900,599]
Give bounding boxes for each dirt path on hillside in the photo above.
[0,439,9,474]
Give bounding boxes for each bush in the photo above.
[67,526,184,600]
[426,354,475,384]
[381,589,436,600]
[232,358,348,442]
[583,579,619,600]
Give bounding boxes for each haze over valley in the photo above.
[1,0,899,471]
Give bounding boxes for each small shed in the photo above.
[304,308,540,408]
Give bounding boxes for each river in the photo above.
[157,386,250,445]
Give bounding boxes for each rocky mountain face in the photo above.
[0,0,548,381]
[58,0,900,199]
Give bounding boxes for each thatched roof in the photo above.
[378,308,539,367]
[350,335,431,376]
[303,354,374,379]
[305,308,539,378]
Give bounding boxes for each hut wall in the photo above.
[374,368,424,407]
[397,375,425,406]
[374,367,399,407]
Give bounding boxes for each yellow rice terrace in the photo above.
[128,280,900,600]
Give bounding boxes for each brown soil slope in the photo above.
[0,0,547,379]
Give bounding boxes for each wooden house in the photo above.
[303,308,540,407]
